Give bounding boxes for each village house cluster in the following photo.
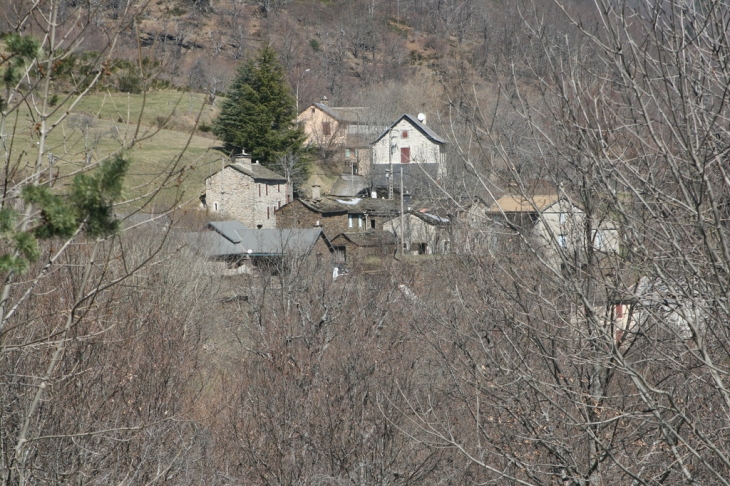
[189,100,622,274]
[169,100,697,344]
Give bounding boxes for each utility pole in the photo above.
[400,166,405,256]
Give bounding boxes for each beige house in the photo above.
[204,153,290,229]
[296,102,374,173]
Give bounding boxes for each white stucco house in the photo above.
[204,153,290,229]
[370,114,446,177]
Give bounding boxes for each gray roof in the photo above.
[185,223,328,258]
[297,195,402,216]
[206,162,287,183]
[207,220,248,243]
[309,103,370,124]
[372,114,446,145]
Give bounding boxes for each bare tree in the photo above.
[383,0,730,483]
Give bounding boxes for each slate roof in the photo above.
[185,223,329,258]
[207,220,248,243]
[372,114,447,145]
[309,103,370,124]
[370,163,440,196]
[297,195,402,216]
[332,230,397,247]
[206,162,287,183]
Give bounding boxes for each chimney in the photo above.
[234,151,252,167]
[320,95,328,106]
[312,184,321,200]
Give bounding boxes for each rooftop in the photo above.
[206,162,287,183]
[372,114,447,145]
[185,223,328,257]
[294,195,403,216]
[486,195,561,213]
[332,230,397,247]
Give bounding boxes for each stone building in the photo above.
[383,207,451,255]
[275,194,401,237]
[204,153,290,229]
[330,231,397,264]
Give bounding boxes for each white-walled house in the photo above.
[204,153,290,229]
[370,114,446,179]
[486,195,620,261]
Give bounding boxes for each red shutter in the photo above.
[401,147,411,163]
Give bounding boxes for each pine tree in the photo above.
[212,46,305,165]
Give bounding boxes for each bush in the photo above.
[117,72,142,94]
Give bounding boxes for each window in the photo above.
[334,246,346,263]
[322,121,331,136]
[558,234,567,248]
[402,130,409,138]
[258,184,261,197]
[348,214,354,228]
[213,202,218,211]
[358,215,362,228]
[400,147,411,163]
[345,148,351,158]
[370,219,376,229]
[559,213,567,224]
[311,108,315,115]
[417,243,427,255]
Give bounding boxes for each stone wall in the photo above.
[206,166,289,229]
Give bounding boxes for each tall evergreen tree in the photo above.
[212,46,305,165]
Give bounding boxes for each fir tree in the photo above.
[212,46,305,165]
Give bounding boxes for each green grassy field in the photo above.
[6,90,225,210]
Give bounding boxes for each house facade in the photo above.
[370,114,446,179]
[205,154,290,229]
